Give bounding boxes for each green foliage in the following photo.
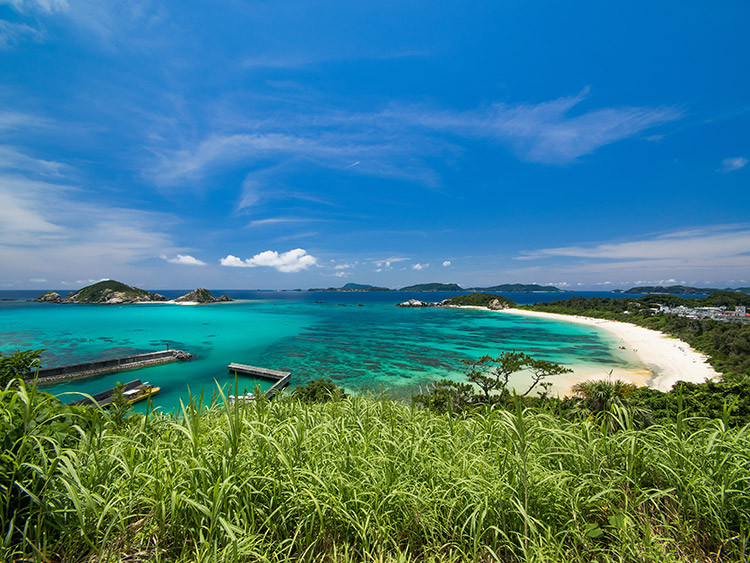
[414,353,571,414]
[0,381,83,558]
[0,349,43,387]
[2,382,750,562]
[411,379,474,413]
[444,292,516,307]
[572,377,637,413]
[291,378,347,403]
[65,279,160,303]
[107,381,133,428]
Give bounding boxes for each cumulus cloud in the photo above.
[718,157,748,173]
[162,254,206,266]
[442,260,451,267]
[412,263,429,270]
[220,248,317,273]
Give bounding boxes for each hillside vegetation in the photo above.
[3,378,750,563]
[444,293,516,308]
[62,279,166,304]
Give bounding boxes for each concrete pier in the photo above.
[227,363,291,399]
[28,350,192,386]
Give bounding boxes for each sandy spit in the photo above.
[491,307,719,392]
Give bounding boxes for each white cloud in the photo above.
[372,257,410,269]
[511,225,750,284]
[442,260,451,267]
[248,217,320,227]
[220,248,317,273]
[162,254,206,266]
[29,277,47,282]
[412,263,429,270]
[219,254,246,268]
[718,157,748,173]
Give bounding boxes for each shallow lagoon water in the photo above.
[0,291,643,411]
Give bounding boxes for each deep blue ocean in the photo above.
[0,290,706,412]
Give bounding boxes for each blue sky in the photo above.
[1,0,748,290]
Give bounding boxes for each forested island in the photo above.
[309,282,566,292]
[308,283,393,292]
[615,284,750,295]
[34,280,232,304]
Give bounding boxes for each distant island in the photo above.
[306,282,566,293]
[34,280,232,304]
[469,284,565,293]
[615,285,750,295]
[399,283,464,292]
[308,283,393,292]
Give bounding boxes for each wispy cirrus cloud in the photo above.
[0,173,179,282]
[718,157,748,173]
[512,225,750,283]
[517,225,750,261]
[148,87,679,198]
[391,86,682,164]
[0,19,45,49]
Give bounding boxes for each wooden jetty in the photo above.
[28,350,192,386]
[227,363,291,401]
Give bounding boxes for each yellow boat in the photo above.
[122,383,160,405]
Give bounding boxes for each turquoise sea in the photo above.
[0,290,654,411]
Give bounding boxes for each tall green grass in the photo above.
[2,381,750,562]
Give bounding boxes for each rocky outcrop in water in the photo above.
[35,291,63,303]
[397,299,449,307]
[487,298,510,310]
[175,288,232,303]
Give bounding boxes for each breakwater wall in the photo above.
[28,350,192,386]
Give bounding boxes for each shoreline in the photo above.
[481,307,718,393]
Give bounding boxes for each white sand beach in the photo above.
[495,308,719,393]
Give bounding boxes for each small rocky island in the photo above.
[35,281,233,305]
[35,280,166,304]
[397,293,515,310]
[175,288,232,303]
